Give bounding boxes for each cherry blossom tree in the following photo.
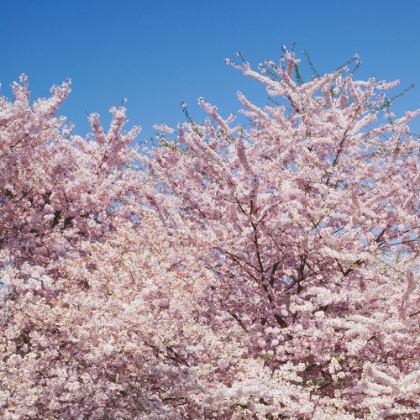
[2,47,420,419]
[0,79,220,419]
[147,50,420,418]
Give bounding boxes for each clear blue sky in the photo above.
[1,0,420,143]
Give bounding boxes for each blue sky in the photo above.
[1,0,420,143]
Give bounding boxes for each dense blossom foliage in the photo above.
[0,76,141,268]
[1,51,420,418]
